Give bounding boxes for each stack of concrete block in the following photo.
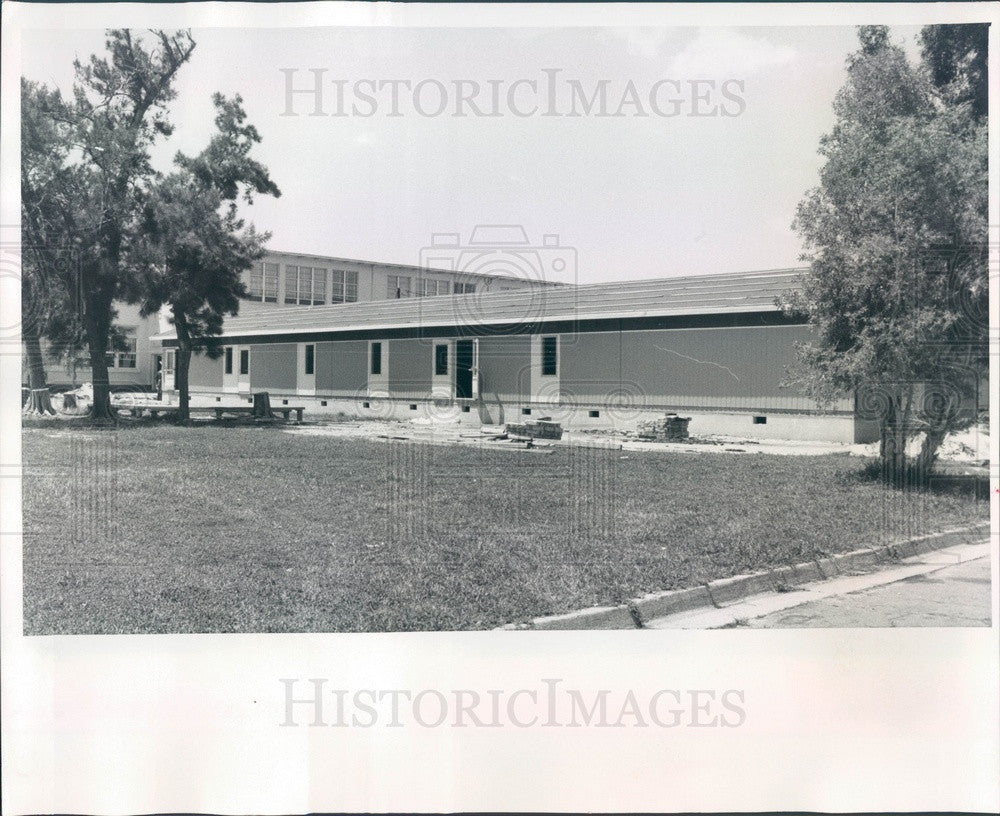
[505,419,564,440]
[637,413,691,441]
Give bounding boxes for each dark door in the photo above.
[455,340,474,399]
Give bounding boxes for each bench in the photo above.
[205,405,305,422]
[126,404,305,422]
[128,405,179,418]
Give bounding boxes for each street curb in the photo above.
[518,522,990,631]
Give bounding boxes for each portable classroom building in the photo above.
[156,269,879,443]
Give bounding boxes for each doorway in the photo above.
[455,340,474,399]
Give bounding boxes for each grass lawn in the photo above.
[21,424,987,634]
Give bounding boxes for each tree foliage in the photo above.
[21,30,196,421]
[786,25,988,478]
[136,94,280,421]
[919,23,988,120]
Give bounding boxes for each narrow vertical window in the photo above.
[313,269,327,305]
[371,342,382,375]
[542,336,558,376]
[263,263,279,302]
[346,270,359,302]
[331,270,345,303]
[285,265,299,304]
[434,344,448,376]
[304,344,315,375]
[224,347,233,374]
[247,262,265,300]
[239,349,250,375]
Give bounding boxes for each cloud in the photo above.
[668,28,797,77]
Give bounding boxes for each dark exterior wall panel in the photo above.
[388,338,432,395]
[315,340,368,393]
[478,335,531,399]
[547,325,850,412]
[560,331,623,402]
[619,325,829,410]
[250,343,297,390]
[189,350,223,389]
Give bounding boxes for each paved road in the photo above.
[743,555,991,628]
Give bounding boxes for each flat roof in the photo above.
[154,268,806,341]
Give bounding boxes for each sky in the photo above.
[21,24,925,284]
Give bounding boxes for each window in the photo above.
[239,349,250,376]
[285,266,326,305]
[387,275,411,298]
[106,327,137,368]
[331,270,360,303]
[248,263,264,299]
[541,336,558,376]
[304,344,315,375]
[312,269,327,305]
[224,347,233,375]
[264,263,279,302]
[418,279,449,297]
[164,350,175,374]
[247,262,279,302]
[370,342,382,375]
[284,265,299,304]
[434,344,448,376]
[453,282,476,294]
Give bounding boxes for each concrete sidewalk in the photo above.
[646,540,992,629]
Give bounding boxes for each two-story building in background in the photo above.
[39,247,558,392]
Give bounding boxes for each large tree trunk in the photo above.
[878,389,908,485]
[172,309,192,423]
[84,294,116,423]
[915,428,947,474]
[175,345,192,422]
[22,328,56,416]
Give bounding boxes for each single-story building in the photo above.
[155,268,882,443]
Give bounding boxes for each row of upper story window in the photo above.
[209,338,558,379]
[387,275,476,298]
[245,263,358,305]
[244,261,477,305]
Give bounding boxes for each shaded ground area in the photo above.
[22,425,988,634]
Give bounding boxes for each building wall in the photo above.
[38,302,159,390]
[178,320,872,442]
[559,325,852,413]
[478,335,532,401]
[189,350,224,390]
[387,338,433,397]
[314,340,368,394]
[249,343,297,391]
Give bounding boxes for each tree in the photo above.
[136,94,280,421]
[20,80,83,415]
[919,23,988,120]
[786,26,988,480]
[23,30,196,422]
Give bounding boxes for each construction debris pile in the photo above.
[504,419,564,440]
[636,413,692,441]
